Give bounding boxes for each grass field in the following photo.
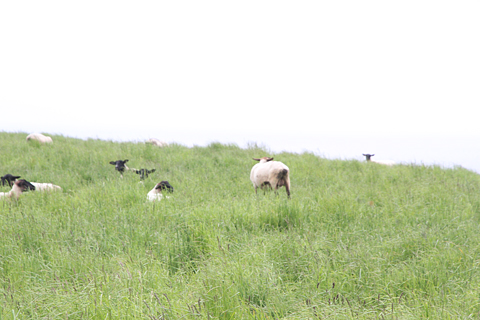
[1,132,480,319]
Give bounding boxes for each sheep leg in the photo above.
[260,182,272,195]
[272,182,279,197]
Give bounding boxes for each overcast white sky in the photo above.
[1,1,480,171]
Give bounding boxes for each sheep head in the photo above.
[109,159,129,172]
[135,168,156,180]
[1,174,21,187]
[362,154,375,160]
[155,181,174,193]
[15,179,35,192]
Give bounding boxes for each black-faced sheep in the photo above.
[1,174,21,187]
[26,133,53,144]
[110,159,130,177]
[0,179,35,200]
[363,154,396,166]
[250,157,291,198]
[135,168,156,180]
[147,181,174,201]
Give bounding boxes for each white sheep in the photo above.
[363,154,396,166]
[147,181,174,202]
[0,180,35,200]
[26,133,53,144]
[146,138,169,147]
[250,157,291,198]
[30,182,62,192]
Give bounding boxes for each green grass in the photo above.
[1,131,480,319]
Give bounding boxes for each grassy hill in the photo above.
[1,132,480,319]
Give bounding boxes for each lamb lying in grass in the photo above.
[147,181,174,201]
[0,180,35,200]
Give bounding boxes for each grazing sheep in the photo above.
[146,138,169,147]
[250,157,291,198]
[134,168,156,180]
[1,174,21,187]
[26,133,53,144]
[147,181,174,201]
[30,182,62,192]
[0,179,35,200]
[363,154,396,166]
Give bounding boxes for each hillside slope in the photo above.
[1,132,480,319]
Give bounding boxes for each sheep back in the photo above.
[372,159,396,166]
[146,138,168,147]
[31,182,62,192]
[26,133,53,144]
[250,160,290,191]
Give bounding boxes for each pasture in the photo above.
[1,132,480,319]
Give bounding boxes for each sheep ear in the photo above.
[13,176,21,180]
[109,161,116,165]
[150,169,156,173]
[124,159,129,163]
[266,157,274,162]
[252,158,261,161]
[25,180,35,191]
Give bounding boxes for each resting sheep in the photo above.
[363,154,396,166]
[147,181,174,201]
[26,133,53,144]
[0,179,35,200]
[250,157,291,198]
[146,138,169,147]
